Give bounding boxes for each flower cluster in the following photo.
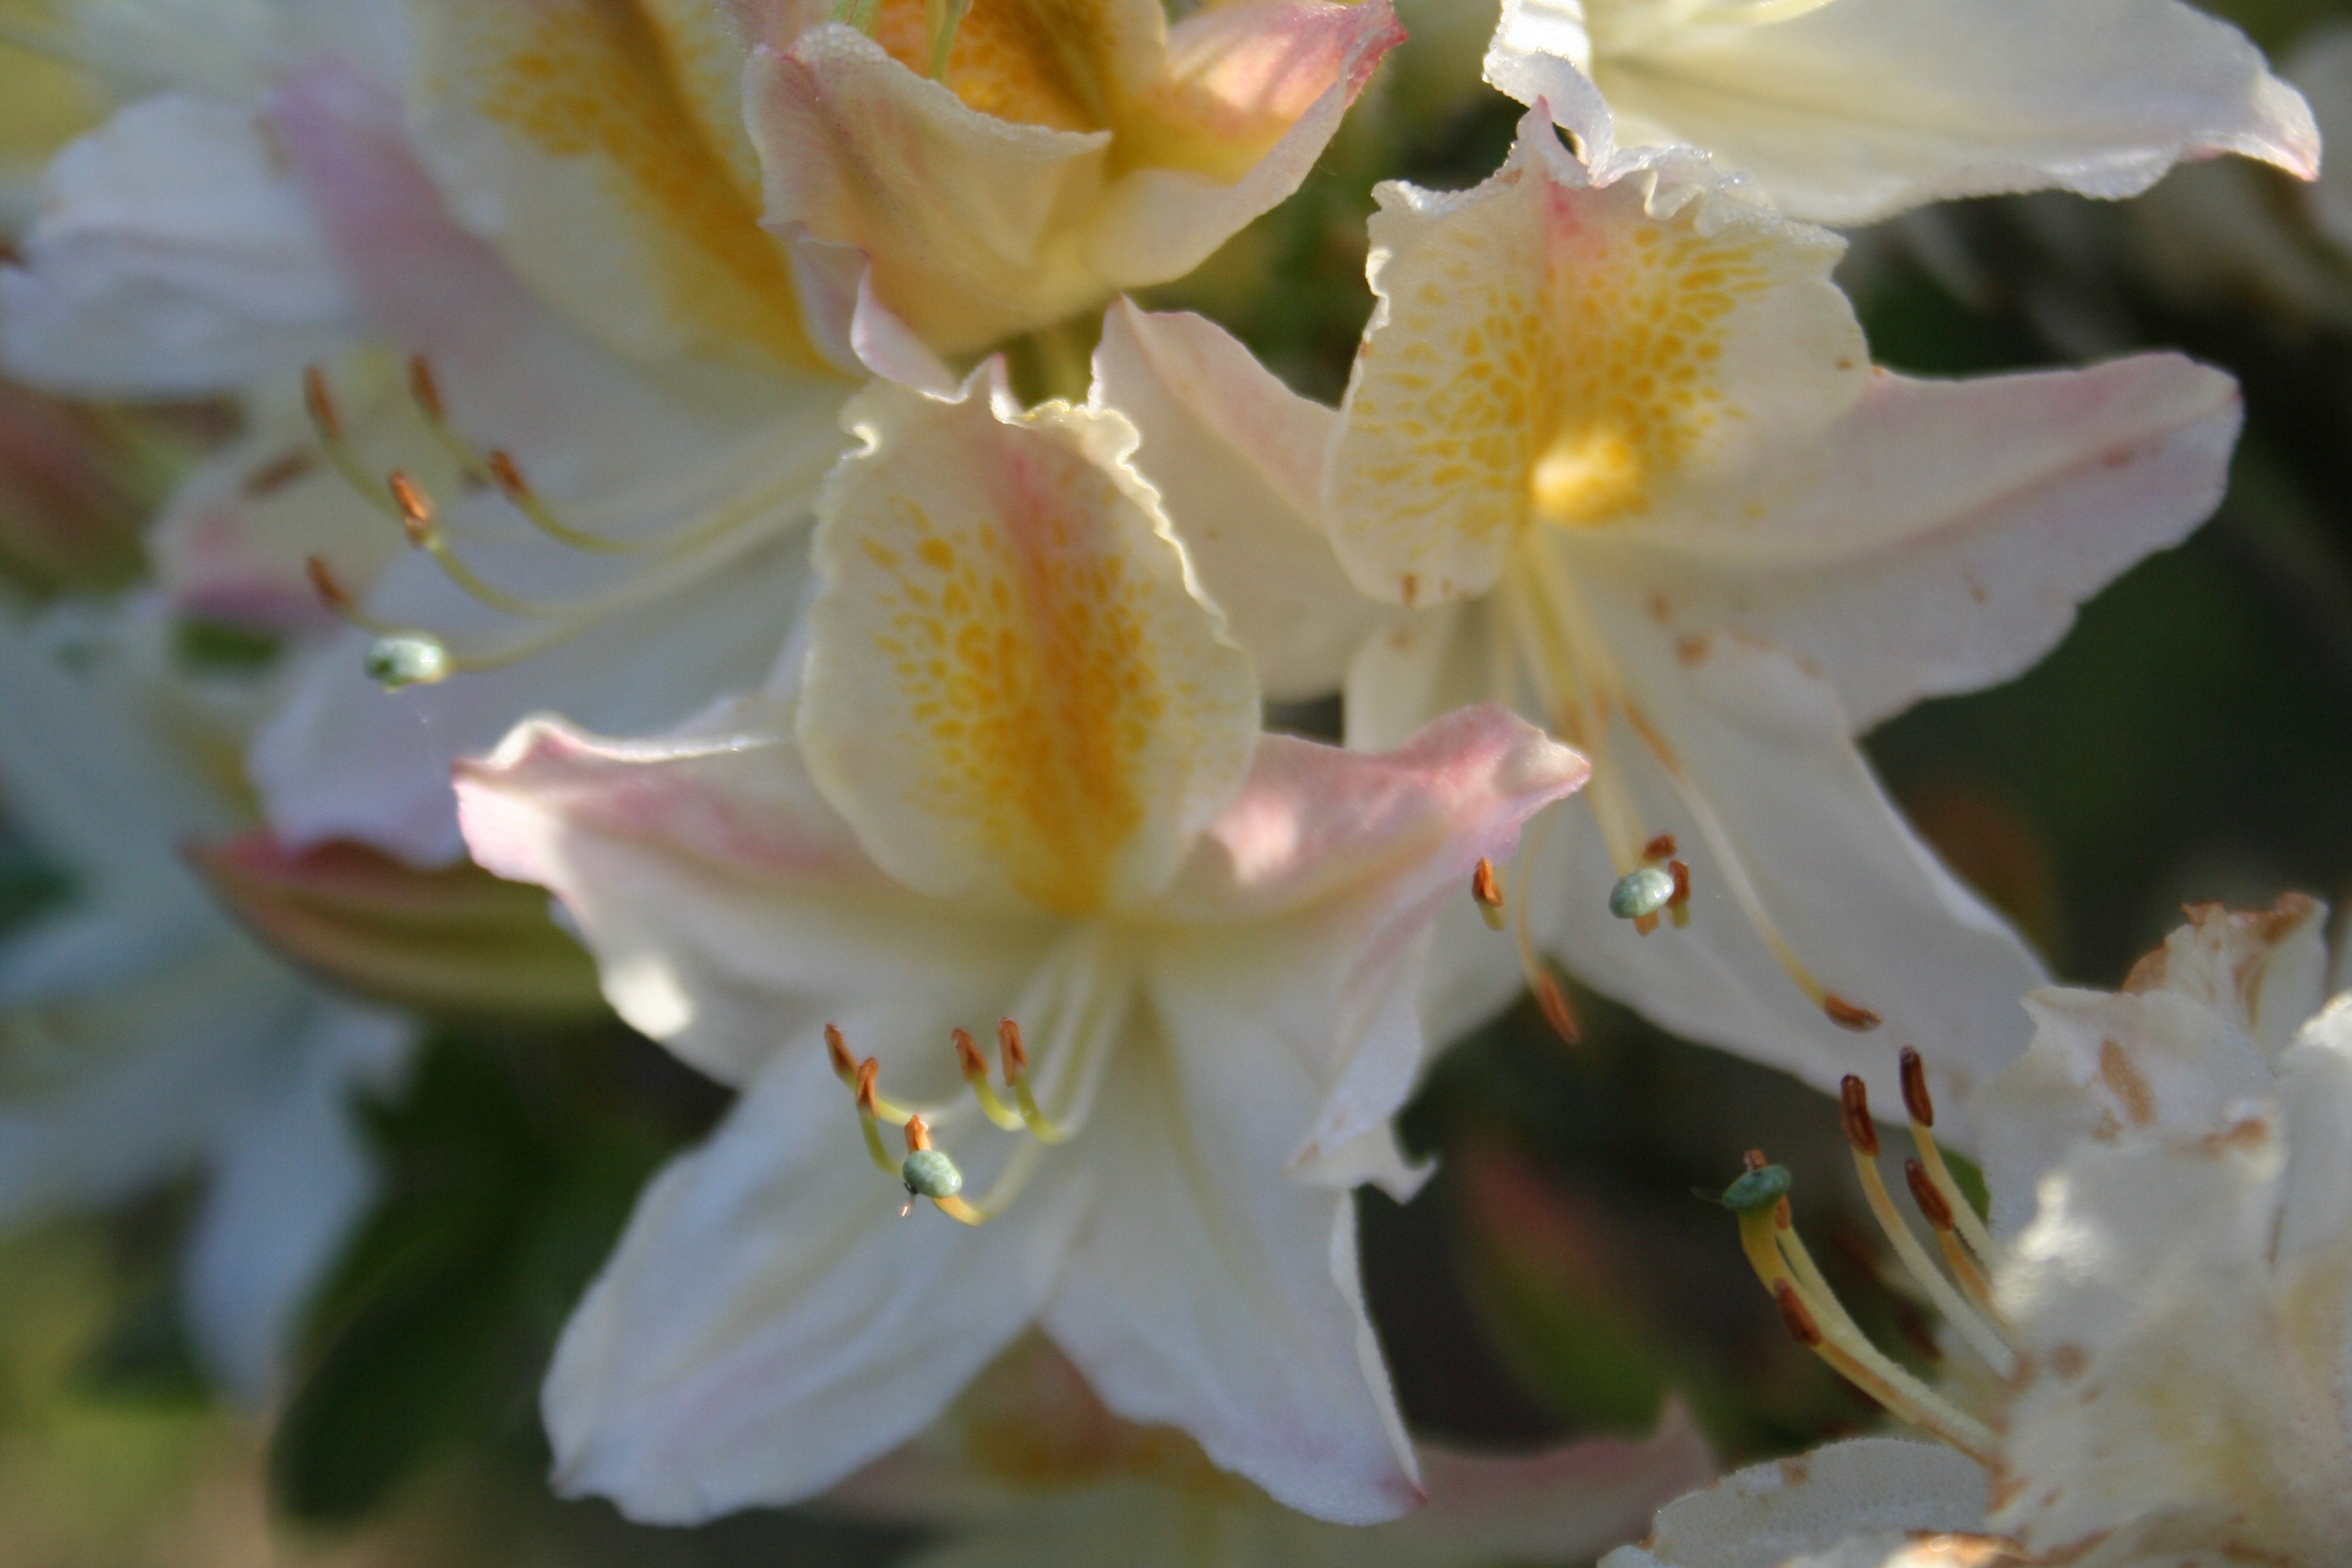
[0,0,2342,1561]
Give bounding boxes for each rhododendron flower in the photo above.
[1,0,858,866]
[1605,898,2352,1567]
[0,599,412,1400]
[830,1336,1717,1568]
[1483,0,2320,227]
[733,0,1404,354]
[1120,112,2247,1128]
[455,365,1589,1524]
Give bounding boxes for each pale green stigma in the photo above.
[1610,865,1676,920]
[902,1147,964,1200]
[1721,1162,1792,1213]
[365,633,450,689]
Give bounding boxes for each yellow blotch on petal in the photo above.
[863,444,1169,915]
[872,0,1145,131]
[472,0,819,370]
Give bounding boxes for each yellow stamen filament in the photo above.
[955,1026,1027,1131]
[1906,1158,2000,1316]
[1901,1049,1998,1267]
[853,1058,897,1175]
[1842,1078,2015,1375]
[406,355,495,487]
[488,451,648,555]
[1733,1186,1997,1464]
[305,555,404,638]
[303,366,403,521]
[998,1018,1070,1143]
[389,471,569,619]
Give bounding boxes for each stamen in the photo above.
[388,470,567,620]
[826,1022,858,1083]
[488,451,648,556]
[306,555,402,638]
[1534,968,1582,1045]
[1724,1160,1997,1464]
[853,1058,896,1174]
[406,355,494,487]
[304,365,402,519]
[924,0,973,77]
[998,1018,1071,1143]
[1907,1159,1998,1314]
[1667,859,1692,929]
[902,1115,987,1224]
[1472,858,1508,932]
[1840,1077,2015,1376]
[1899,1049,1998,1264]
[956,1026,1026,1130]
[854,1054,919,1128]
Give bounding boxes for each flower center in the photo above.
[845,0,1122,133]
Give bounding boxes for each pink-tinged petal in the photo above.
[741,1,1399,353]
[1084,1,1401,307]
[1619,354,2242,728]
[267,59,754,488]
[455,701,1058,1085]
[1091,301,1388,701]
[545,1045,1090,1521]
[747,25,1115,355]
[1044,1036,1422,1525]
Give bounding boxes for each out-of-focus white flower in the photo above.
[830,1335,1719,1568]
[732,0,1404,354]
[0,0,859,867]
[0,596,413,1401]
[453,364,1590,1525]
[1603,896,2352,1567]
[1108,113,2244,1133]
[1482,0,2319,227]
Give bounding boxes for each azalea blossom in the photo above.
[1105,113,2244,1127]
[828,1335,1718,1568]
[1482,0,2320,227]
[0,596,413,1401]
[0,0,858,867]
[732,0,1404,355]
[1603,896,2352,1567]
[453,363,1590,1524]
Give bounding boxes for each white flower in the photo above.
[0,0,859,866]
[0,597,413,1401]
[733,0,1404,355]
[828,1335,1719,1568]
[1482,0,2320,227]
[453,364,1590,1524]
[1602,897,2352,1567]
[1105,114,2244,1131]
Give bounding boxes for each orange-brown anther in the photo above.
[1774,1280,1824,1347]
[953,1026,987,1079]
[825,1023,855,1079]
[408,354,446,422]
[1643,834,1678,862]
[389,472,434,544]
[904,1113,933,1152]
[1899,1047,1936,1126]
[488,450,531,502]
[1472,858,1503,909]
[997,1017,1027,1076]
[1840,1075,1880,1157]
[306,555,354,612]
[1535,971,1582,1044]
[1633,911,1661,936]
[302,365,340,439]
[1905,1158,1955,1230]
[1823,994,1883,1032]
[855,1057,880,1115]
[1744,1147,1769,1172]
[1668,860,1691,904]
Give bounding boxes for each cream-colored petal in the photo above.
[1326,110,1863,607]
[402,0,824,390]
[1561,0,2319,227]
[1974,896,2329,1235]
[799,370,1260,917]
[1598,1438,1987,1568]
[1091,300,1389,700]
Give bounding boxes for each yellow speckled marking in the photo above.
[477,0,817,369]
[863,442,1171,916]
[1339,166,1786,599]
[872,0,1134,131]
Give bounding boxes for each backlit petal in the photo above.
[798,371,1260,917]
[1326,110,1863,606]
